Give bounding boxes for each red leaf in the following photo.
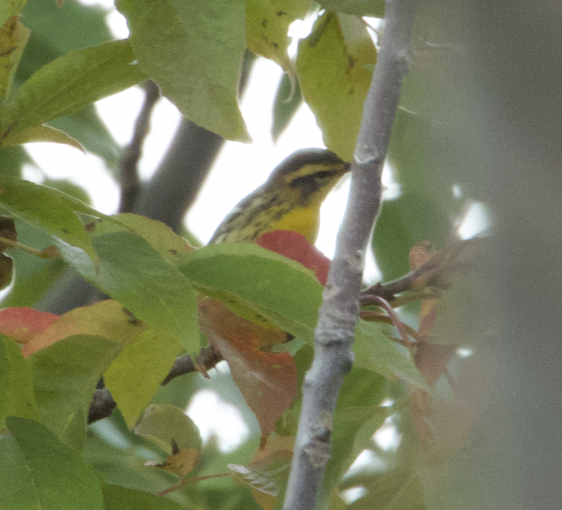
[256,230,330,286]
[0,307,60,343]
[198,298,297,442]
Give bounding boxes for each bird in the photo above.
[209,148,350,245]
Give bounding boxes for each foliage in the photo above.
[0,1,488,510]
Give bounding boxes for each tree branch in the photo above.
[119,80,161,213]
[283,2,419,509]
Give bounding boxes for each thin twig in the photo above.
[361,236,485,300]
[157,472,232,496]
[87,345,223,424]
[119,80,161,213]
[361,294,412,348]
[0,235,60,258]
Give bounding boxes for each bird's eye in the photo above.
[289,170,334,188]
[313,170,333,180]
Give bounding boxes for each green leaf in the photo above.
[0,144,28,177]
[386,72,463,210]
[0,335,39,427]
[1,221,67,308]
[177,242,323,342]
[31,335,122,448]
[297,11,376,160]
[135,403,202,453]
[2,124,85,151]
[49,107,121,171]
[88,213,193,265]
[103,484,185,510]
[15,1,120,169]
[272,72,303,141]
[64,231,199,356]
[354,319,428,390]
[345,472,427,510]
[117,0,250,142]
[373,194,452,281]
[104,330,183,428]
[0,0,27,28]
[0,16,29,99]
[0,175,99,263]
[318,0,385,17]
[320,368,388,506]
[0,39,146,142]
[19,0,112,64]
[0,417,104,510]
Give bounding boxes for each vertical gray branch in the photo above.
[283,1,419,509]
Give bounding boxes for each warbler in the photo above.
[209,148,350,245]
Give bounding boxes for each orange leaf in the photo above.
[0,307,60,343]
[414,342,457,387]
[408,241,436,271]
[256,230,330,286]
[199,298,297,442]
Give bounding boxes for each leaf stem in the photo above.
[0,234,59,258]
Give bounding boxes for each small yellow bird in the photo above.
[209,148,350,245]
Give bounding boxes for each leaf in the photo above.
[0,39,146,142]
[199,298,297,441]
[31,334,122,448]
[0,175,100,263]
[21,299,146,356]
[2,124,85,151]
[0,307,60,344]
[18,0,113,67]
[272,72,303,141]
[103,485,185,510]
[0,1,27,28]
[0,335,40,427]
[247,0,310,75]
[318,0,385,17]
[345,472,427,510]
[104,329,183,428]
[297,11,376,160]
[0,16,29,99]
[177,242,323,342]
[62,231,200,356]
[86,213,193,265]
[246,0,298,74]
[373,194,452,281]
[135,403,202,453]
[354,319,429,390]
[147,444,200,479]
[117,0,250,142]
[49,107,121,171]
[321,367,389,504]
[0,221,67,308]
[0,417,104,510]
[230,436,295,510]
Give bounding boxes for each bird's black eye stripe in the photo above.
[312,170,333,180]
[290,170,335,188]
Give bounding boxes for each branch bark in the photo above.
[283,2,419,509]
